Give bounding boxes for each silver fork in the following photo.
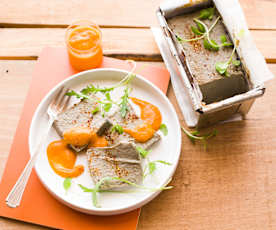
[6,86,70,208]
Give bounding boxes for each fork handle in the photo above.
[6,117,55,208]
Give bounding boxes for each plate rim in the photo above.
[28,67,182,215]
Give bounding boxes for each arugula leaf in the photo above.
[198,7,215,20]
[232,60,241,66]
[78,177,173,207]
[91,106,100,115]
[215,61,229,75]
[144,160,172,178]
[203,39,219,51]
[159,123,168,136]
[111,124,124,134]
[105,92,111,101]
[220,35,233,47]
[181,127,217,150]
[136,146,151,158]
[191,26,202,36]
[220,35,227,43]
[103,103,112,112]
[63,178,72,193]
[203,38,212,50]
[80,84,112,95]
[222,42,233,47]
[155,160,172,165]
[195,21,205,33]
[66,90,90,100]
[78,184,94,192]
[148,162,156,174]
[119,87,130,118]
[79,73,135,96]
[176,34,184,42]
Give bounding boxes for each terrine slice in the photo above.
[168,9,249,104]
[87,142,143,190]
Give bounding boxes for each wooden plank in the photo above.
[0,0,275,29]
[0,60,276,230]
[0,28,275,63]
[0,28,161,61]
[138,64,276,230]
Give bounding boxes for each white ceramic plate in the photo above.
[29,68,181,215]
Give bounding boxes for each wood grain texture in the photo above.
[138,64,276,230]
[0,61,275,230]
[0,0,275,29]
[0,28,275,62]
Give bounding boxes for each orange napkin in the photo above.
[0,47,170,230]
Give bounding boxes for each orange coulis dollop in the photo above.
[47,127,108,177]
[89,131,108,147]
[47,140,84,178]
[124,123,155,143]
[124,97,162,143]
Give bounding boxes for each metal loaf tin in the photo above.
[155,0,269,128]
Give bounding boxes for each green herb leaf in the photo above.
[103,103,112,112]
[181,127,217,150]
[66,90,90,100]
[119,87,130,118]
[195,21,205,33]
[175,34,183,42]
[215,61,229,75]
[222,42,233,47]
[148,162,156,174]
[220,35,227,43]
[155,160,172,165]
[203,38,212,50]
[198,7,215,20]
[63,178,72,192]
[136,146,151,158]
[144,160,172,178]
[210,40,219,51]
[203,39,219,51]
[232,60,241,66]
[159,123,168,136]
[92,106,100,115]
[105,92,111,101]
[191,26,202,35]
[78,184,94,192]
[111,124,124,134]
[78,177,173,208]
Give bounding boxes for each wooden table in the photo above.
[0,0,276,229]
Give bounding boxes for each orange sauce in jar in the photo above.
[66,21,103,71]
[47,140,84,178]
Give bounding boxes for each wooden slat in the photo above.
[0,0,275,29]
[0,60,276,230]
[0,28,275,63]
[0,28,161,61]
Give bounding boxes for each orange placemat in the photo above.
[0,47,170,230]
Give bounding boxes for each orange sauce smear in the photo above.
[47,140,84,178]
[131,97,162,130]
[124,123,155,143]
[66,22,103,71]
[123,98,162,143]
[89,132,108,147]
[47,127,108,177]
